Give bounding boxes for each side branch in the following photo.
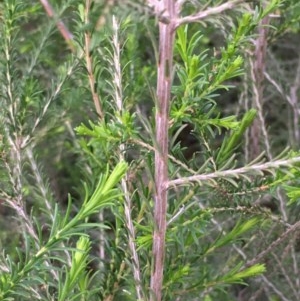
[244,220,300,268]
[39,0,74,50]
[84,0,104,119]
[168,156,300,188]
[175,0,244,28]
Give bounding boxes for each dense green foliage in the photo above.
[1,0,300,300]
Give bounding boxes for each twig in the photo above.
[26,147,67,278]
[175,0,244,28]
[112,16,144,301]
[244,220,300,268]
[260,275,293,301]
[168,156,300,188]
[249,15,272,160]
[21,57,80,148]
[84,0,104,119]
[249,15,289,224]
[96,0,114,30]
[271,252,299,300]
[39,0,74,50]
[130,138,198,175]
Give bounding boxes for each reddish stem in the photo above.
[151,1,177,301]
[39,0,74,51]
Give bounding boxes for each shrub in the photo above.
[1,1,300,300]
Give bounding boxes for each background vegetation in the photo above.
[1,0,300,300]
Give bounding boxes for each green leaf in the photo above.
[216,109,257,166]
[206,217,260,254]
[219,262,266,285]
[283,184,300,205]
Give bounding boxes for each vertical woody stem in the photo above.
[250,15,270,160]
[151,1,177,300]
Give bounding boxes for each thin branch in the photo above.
[265,56,300,146]
[249,15,290,224]
[130,138,198,175]
[260,275,292,301]
[39,0,74,50]
[147,0,162,13]
[291,244,300,294]
[176,0,187,10]
[249,15,272,160]
[244,220,300,268]
[112,16,144,301]
[96,0,114,30]
[288,55,300,145]
[271,252,299,300]
[167,156,300,188]
[21,57,80,148]
[26,147,68,279]
[264,71,293,105]
[84,0,104,119]
[175,0,244,28]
